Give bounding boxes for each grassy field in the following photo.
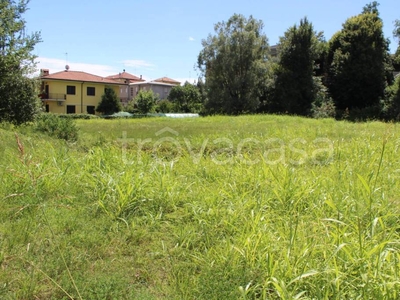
[1,115,400,299]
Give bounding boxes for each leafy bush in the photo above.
[0,72,41,125]
[336,105,382,122]
[311,99,336,119]
[134,90,158,114]
[35,113,78,141]
[382,76,400,120]
[168,82,204,113]
[156,99,174,113]
[311,77,336,118]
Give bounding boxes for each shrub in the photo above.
[311,77,336,118]
[156,99,174,113]
[311,99,336,119]
[134,90,158,114]
[382,76,400,120]
[96,88,122,115]
[35,113,78,141]
[0,73,41,125]
[336,105,382,122]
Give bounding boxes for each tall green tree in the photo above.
[0,0,41,124]
[327,2,391,110]
[168,82,203,113]
[197,14,271,115]
[271,17,325,115]
[96,87,122,115]
[135,89,157,114]
[393,19,400,70]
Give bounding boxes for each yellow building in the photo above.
[40,67,123,114]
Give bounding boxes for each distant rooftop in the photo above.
[153,77,181,85]
[41,68,120,85]
[129,80,178,87]
[106,71,145,82]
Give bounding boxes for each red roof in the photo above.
[153,77,180,85]
[41,70,120,84]
[106,71,144,82]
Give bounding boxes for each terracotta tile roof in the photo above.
[106,71,144,81]
[41,70,120,85]
[153,77,180,85]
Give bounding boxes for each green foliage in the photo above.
[0,71,41,124]
[96,87,122,115]
[382,75,400,120]
[197,14,272,114]
[134,89,157,114]
[272,17,325,115]
[0,0,42,125]
[393,20,400,69]
[167,82,203,113]
[156,99,174,113]
[35,113,78,141]
[327,3,391,110]
[311,76,336,118]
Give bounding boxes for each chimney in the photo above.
[140,75,142,79]
[41,69,49,76]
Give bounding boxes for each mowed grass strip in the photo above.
[1,115,400,299]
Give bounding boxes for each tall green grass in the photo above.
[1,115,400,299]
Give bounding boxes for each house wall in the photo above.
[42,80,120,114]
[150,84,172,99]
[135,83,173,100]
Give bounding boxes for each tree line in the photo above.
[141,1,400,120]
[193,1,400,120]
[1,1,400,124]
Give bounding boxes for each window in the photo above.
[87,87,95,96]
[66,105,76,114]
[87,106,95,115]
[67,85,76,95]
[45,104,49,113]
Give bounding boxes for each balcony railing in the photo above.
[40,93,66,101]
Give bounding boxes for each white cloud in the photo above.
[121,59,155,70]
[189,37,195,41]
[35,57,118,77]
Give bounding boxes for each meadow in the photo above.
[1,115,400,299]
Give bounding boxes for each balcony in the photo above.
[40,93,66,101]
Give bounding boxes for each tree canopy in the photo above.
[135,89,157,114]
[168,82,203,113]
[96,87,122,115]
[393,19,400,69]
[327,2,391,110]
[0,0,41,124]
[197,14,271,115]
[271,17,325,115]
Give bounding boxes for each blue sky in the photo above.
[25,0,399,83]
